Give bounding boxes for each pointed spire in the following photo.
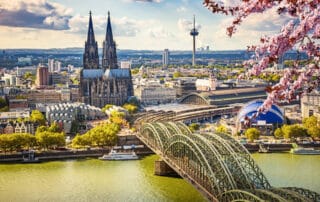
[87,10,95,44]
[106,11,113,43]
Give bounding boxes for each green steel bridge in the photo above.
[137,121,320,202]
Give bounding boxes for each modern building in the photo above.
[195,71,217,91]
[16,66,37,77]
[1,73,16,86]
[79,11,133,107]
[135,85,176,106]
[46,102,105,133]
[162,49,169,68]
[9,99,28,111]
[27,90,61,107]
[236,100,284,135]
[35,65,49,87]
[120,61,132,69]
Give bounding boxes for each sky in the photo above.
[0,0,288,50]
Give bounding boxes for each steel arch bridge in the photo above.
[137,122,320,202]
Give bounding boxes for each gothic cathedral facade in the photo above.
[80,11,133,108]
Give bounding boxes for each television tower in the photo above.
[190,15,199,66]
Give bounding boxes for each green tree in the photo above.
[173,71,183,79]
[188,123,200,132]
[303,116,320,138]
[36,131,65,150]
[73,123,120,148]
[30,110,46,125]
[101,104,114,113]
[216,125,228,133]
[123,103,138,114]
[245,128,260,142]
[48,122,61,132]
[282,124,307,139]
[274,128,284,138]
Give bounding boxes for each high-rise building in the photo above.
[54,61,61,72]
[48,59,55,72]
[79,11,133,107]
[190,15,199,66]
[48,59,62,72]
[162,49,169,69]
[36,65,49,87]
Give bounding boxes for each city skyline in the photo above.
[0,0,289,50]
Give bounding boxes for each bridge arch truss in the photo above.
[138,122,320,202]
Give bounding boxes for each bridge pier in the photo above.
[154,159,178,176]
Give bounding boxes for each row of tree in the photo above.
[72,123,120,148]
[274,116,320,139]
[0,131,65,153]
[0,122,66,153]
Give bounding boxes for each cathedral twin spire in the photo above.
[83,11,118,70]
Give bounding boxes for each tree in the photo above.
[216,125,228,133]
[173,71,183,79]
[72,123,120,148]
[123,103,138,114]
[204,0,320,113]
[188,123,200,132]
[274,128,284,139]
[30,110,45,125]
[36,131,65,150]
[101,104,114,113]
[245,128,260,142]
[303,116,320,138]
[281,124,308,139]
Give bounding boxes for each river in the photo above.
[0,153,319,202]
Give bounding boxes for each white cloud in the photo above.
[176,6,187,13]
[178,18,201,33]
[0,0,72,30]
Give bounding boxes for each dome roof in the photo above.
[238,100,284,124]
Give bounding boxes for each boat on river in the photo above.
[22,150,41,163]
[99,149,139,160]
[290,147,320,155]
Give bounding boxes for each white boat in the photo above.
[290,147,320,155]
[99,150,139,160]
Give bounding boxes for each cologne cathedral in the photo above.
[80,11,133,108]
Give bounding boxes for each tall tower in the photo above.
[36,65,49,88]
[162,49,169,69]
[83,11,99,69]
[102,11,118,70]
[190,15,199,66]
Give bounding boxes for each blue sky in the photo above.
[0,0,286,50]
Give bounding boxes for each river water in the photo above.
[0,153,319,202]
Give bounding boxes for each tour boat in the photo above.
[290,147,320,155]
[99,150,139,160]
[22,151,41,163]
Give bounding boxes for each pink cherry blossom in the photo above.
[204,0,320,113]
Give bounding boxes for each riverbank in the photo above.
[0,148,153,163]
[244,142,320,152]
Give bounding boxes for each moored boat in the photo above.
[290,147,320,155]
[99,149,139,160]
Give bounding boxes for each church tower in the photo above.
[83,11,99,69]
[102,12,118,69]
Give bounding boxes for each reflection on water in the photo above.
[0,155,205,202]
[252,153,320,193]
[0,153,319,201]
